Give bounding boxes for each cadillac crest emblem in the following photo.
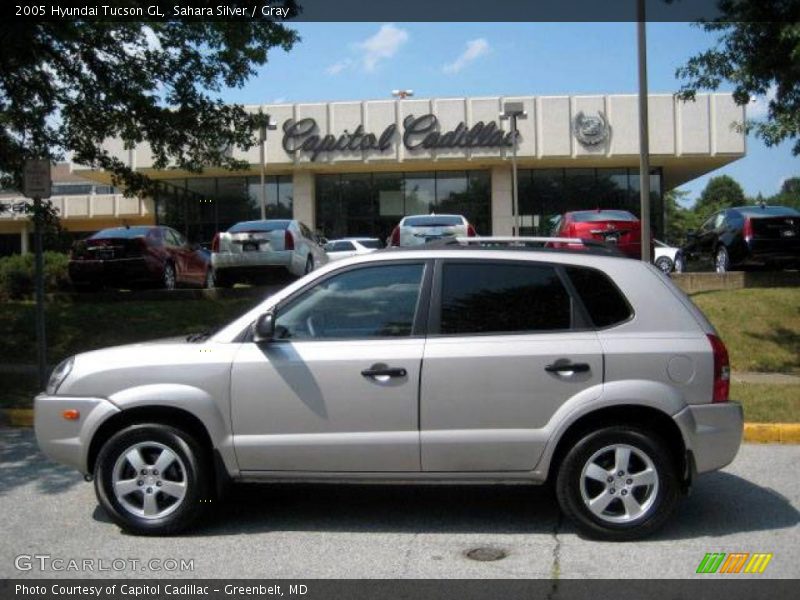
[573,111,609,146]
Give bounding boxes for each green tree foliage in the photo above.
[771,176,800,209]
[675,1,800,155]
[694,175,746,217]
[0,3,300,195]
[664,189,701,245]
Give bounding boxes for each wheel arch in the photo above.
[543,404,689,488]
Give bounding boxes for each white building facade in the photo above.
[73,92,745,245]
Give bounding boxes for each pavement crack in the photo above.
[547,512,564,600]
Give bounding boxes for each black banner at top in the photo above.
[5,0,792,23]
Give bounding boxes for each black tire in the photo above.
[94,424,212,535]
[555,426,680,541]
[304,255,314,275]
[654,256,673,274]
[163,262,177,290]
[715,246,730,274]
[204,269,215,289]
[673,253,685,274]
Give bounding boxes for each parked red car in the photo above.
[69,226,212,290]
[550,209,647,258]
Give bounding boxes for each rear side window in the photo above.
[439,262,571,335]
[565,266,632,328]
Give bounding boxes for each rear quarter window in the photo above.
[565,266,633,328]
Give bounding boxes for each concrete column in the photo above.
[292,171,316,229]
[491,165,514,235]
[20,222,29,254]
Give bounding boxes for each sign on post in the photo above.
[23,159,52,199]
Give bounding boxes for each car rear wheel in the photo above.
[673,253,685,273]
[204,269,215,289]
[163,263,177,290]
[655,256,673,274]
[304,255,314,274]
[715,246,730,273]
[94,424,211,535]
[555,426,679,541]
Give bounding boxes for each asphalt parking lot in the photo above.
[0,428,797,579]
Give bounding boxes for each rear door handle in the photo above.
[545,362,590,374]
[361,367,407,378]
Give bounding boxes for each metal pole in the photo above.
[637,0,651,263]
[33,196,47,389]
[259,129,267,220]
[511,115,519,236]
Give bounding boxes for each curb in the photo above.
[2,408,799,443]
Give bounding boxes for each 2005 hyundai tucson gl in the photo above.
[35,238,743,540]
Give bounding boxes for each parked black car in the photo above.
[681,205,800,273]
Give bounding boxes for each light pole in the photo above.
[391,89,414,99]
[637,0,652,262]
[258,115,278,220]
[500,102,527,236]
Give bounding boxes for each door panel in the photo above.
[420,333,603,471]
[231,339,423,471]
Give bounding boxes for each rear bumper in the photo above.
[211,251,292,269]
[673,402,744,475]
[740,239,800,265]
[68,257,161,284]
[34,394,121,475]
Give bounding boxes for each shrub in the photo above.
[0,252,70,300]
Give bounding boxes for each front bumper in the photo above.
[673,401,744,475]
[34,394,120,475]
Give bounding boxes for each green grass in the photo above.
[0,296,262,366]
[732,382,800,423]
[690,287,800,374]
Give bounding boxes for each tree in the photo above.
[0,3,300,195]
[664,189,700,244]
[771,176,800,209]
[694,175,746,217]
[675,1,800,155]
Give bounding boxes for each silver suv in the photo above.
[35,238,743,540]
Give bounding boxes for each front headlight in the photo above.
[46,357,74,395]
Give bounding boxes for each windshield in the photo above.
[403,216,463,227]
[228,220,291,233]
[571,210,638,223]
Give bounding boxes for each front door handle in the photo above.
[361,366,407,378]
[545,362,590,374]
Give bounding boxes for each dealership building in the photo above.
[1,93,746,252]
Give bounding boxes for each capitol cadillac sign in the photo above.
[281,114,518,161]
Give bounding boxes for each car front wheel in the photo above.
[555,426,679,540]
[655,256,673,274]
[94,424,212,535]
[163,263,177,290]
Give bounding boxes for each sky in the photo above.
[220,22,797,207]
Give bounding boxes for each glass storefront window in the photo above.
[404,172,436,215]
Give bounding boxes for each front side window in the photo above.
[439,262,572,335]
[274,264,425,341]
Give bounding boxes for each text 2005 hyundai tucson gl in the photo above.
[35,238,742,540]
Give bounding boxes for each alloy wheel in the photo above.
[163,264,176,289]
[111,442,188,520]
[579,444,659,524]
[715,247,729,273]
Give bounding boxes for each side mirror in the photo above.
[253,312,275,343]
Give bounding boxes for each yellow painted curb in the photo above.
[5,408,34,428]
[743,423,800,444]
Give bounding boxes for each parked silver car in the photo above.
[389,214,476,247]
[35,237,742,539]
[211,219,327,286]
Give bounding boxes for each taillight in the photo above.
[707,334,730,403]
[390,226,400,247]
[284,229,295,251]
[743,217,753,241]
[211,233,220,253]
[467,223,477,237]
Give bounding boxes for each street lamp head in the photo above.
[501,101,527,119]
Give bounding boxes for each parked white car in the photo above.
[653,239,684,274]
[324,238,382,261]
[389,214,476,247]
[211,219,327,286]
